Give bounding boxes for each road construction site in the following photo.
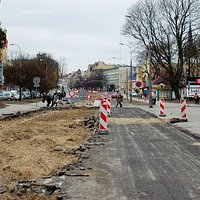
[1,94,200,199]
[0,96,100,199]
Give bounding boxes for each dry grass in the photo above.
[0,108,97,198]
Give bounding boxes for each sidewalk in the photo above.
[129,97,200,139]
[0,101,45,118]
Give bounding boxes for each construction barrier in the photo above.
[107,98,111,115]
[87,95,92,100]
[68,89,80,98]
[86,95,93,106]
[68,89,75,98]
[159,98,166,117]
[180,98,188,122]
[98,100,109,134]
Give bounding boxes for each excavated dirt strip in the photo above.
[0,107,98,199]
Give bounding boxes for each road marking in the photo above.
[108,118,162,125]
[147,168,156,181]
[150,143,156,149]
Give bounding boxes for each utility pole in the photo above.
[130,54,133,102]
[148,43,153,108]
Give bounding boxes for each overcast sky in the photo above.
[0,0,137,72]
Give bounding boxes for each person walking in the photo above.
[194,93,199,104]
[42,92,46,103]
[51,92,58,108]
[116,91,123,107]
[46,92,52,108]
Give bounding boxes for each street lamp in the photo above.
[120,42,133,102]
[39,58,47,79]
[10,43,22,101]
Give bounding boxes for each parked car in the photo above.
[10,90,20,100]
[62,97,74,104]
[0,91,16,101]
[129,91,138,97]
[22,91,31,99]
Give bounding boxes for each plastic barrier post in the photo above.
[180,98,188,122]
[98,100,109,135]
[87,95,92,106]
[159,98,166,117]
[107,98,111,116]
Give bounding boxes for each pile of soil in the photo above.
[0,107,98,199]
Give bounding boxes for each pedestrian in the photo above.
[116,91,123,107]
[152,92,156,105]
[57,92,61,100]
[46,92,52,108]
[51,92,58,108]
[42,92,46,103]
[144,93,147,101]
[194,93,199,104]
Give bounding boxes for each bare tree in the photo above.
[123,0,200,99]
[58,57,67,79]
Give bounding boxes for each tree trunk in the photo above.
[171,83,180,99]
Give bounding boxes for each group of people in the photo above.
[42,92,59,108]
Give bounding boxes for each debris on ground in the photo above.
[169,118,182,123]
[0,106,100,199]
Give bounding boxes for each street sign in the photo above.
[136,81,142,87]
[196,78,200,84]
[186,77,200,97]
[33,77,40,84]
[68,89,75,98]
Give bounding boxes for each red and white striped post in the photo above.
[159,98,166,117]
[180,98,188,122]
[98,100,109,134]
[87,95,92,106]
[107,98,111,116]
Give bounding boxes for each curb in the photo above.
[141,108,200,141]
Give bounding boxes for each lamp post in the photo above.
[39,58,48,92]
[120,42,133,102]
[10,43,22,101]
[39,58,47,79]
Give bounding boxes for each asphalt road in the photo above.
[63,107,200,200]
